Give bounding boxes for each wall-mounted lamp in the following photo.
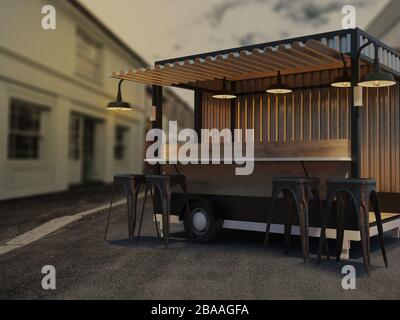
[107,79,133,111]
[331,53,351,88]
[358,43,396,88]
[212,78,237,99]
[266,71,292,94]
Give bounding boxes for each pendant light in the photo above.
[331,53,351,88]
[266,71,292,94]
[358,44,396,88]
[107,79,132,111]
[212,78,237,99]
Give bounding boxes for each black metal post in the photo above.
[153,85,163,130]
[230,82,237,137]
[350,28,361,178]
[152,85,163,174]
[194,89,202,142]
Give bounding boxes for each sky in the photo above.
[79,0,390,106]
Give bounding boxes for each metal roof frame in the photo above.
[112,28,400,90]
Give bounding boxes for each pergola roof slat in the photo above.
[159,64,212,83]
[112,38,347,87]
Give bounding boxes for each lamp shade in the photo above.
[358,47,396,88]
[358,71,396,88]
[331,75,352,88]
[106,100,132,111]
[212,92,237,99]
[212,78,237,99]
[266,71,292,94]
[107,79,132,111]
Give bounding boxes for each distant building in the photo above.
[0,0,193,200]
[367,0,400,53]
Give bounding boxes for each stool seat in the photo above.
[326,178,376,186]
[146,174,186,185]
[114,174,145,180]
[273,177,319,183]
[272,177,320,188]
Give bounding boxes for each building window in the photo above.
[76,28,103,84]
[8,99,44,160]
[114,126,129,161]
[69,114,82,160]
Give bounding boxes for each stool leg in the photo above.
[131,183,141,241]
[182,183,191,220]
[312,189,330,260]
[317,195,333,264]
[265,188,279,248]
[160,186,171,248]
[136,184,149,244]
[162,194,167,247]
[336,193,346,262]
[297,200,309,266]
[181,182,192,241]
[357,202,370,275]
[283,190,293,255]
[165,188,172,248]
[370,191,388,267]
[104,183,115,241]
[365,202,371,267]
[150,186,160,239]
[127,193,134,242]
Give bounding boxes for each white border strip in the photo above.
[222,217,400,241]
[0,198,132,256]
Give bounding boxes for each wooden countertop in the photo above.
[252,139,350,158]
[145,139,351,163]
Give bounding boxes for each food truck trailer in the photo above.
[111,28,400,259]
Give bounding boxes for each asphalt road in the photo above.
[0,184,122,244]
[0,201,399,299]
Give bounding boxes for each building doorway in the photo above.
[82,117,96,183]
[69,113,103,185]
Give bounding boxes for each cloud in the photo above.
[201,0,374,28]
[173,44,182,51]
[204,0,270,27]
[234,32,269,46]
[273,1,338,27]
[204,0,242,27]
[273,0,374,27]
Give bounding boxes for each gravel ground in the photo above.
[0,198,399,300]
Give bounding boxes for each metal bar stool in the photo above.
[264,177,329,266]
[317,178,388,274]
[137,174,190,248]
[104,174,145,242]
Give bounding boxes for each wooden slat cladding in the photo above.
[200,69,399,193]
[202,92,231,130]
[202,84,351,144]
[361,84,400,193]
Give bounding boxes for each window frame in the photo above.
[7,98,48,161]
[75,27,104,85]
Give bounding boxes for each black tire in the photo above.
[183,199,223,243]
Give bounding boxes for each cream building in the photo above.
[0,0,193,200]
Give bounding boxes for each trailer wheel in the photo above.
[183,199,222,243]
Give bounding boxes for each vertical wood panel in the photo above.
[202,85,351,144]
[360,84,400,193]
[201,73,400,193]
